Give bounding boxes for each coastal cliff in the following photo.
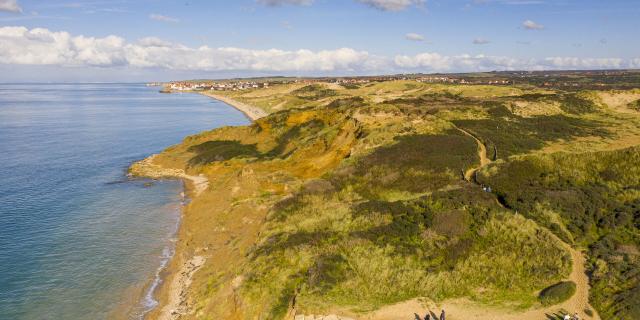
[131,81,640,320]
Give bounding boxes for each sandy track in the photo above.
[365,125,599,320]
[364,242,598,320]
[453,125,491,182]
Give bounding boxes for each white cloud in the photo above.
[1,27,637,74]
[357,0,424,11]
[137,37,172,48]
[543,57,624,69]
[473,38,490,44]
[0,27,126,66]
[405,33,425,41]
[0,0,21,13]
[149,13,179,23]
[395,53,524,71]
[522,19,544,30]
[394,52,637,72]
[0,26,385,72]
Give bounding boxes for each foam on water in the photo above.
[139,188,183,318]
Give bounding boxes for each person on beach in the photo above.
[424,313,430,320]
[439,309,445,320]
[564,314,571,320]
[573,312,580,320]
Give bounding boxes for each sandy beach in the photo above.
[128,92,265,320]
[129,154,211,320]
[198,91,267,121]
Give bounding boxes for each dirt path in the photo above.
[433,241,600,320]
[365,241,599,320]
[365,125,600,320]
[453,125,491,182]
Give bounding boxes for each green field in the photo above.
[145,77,640,320]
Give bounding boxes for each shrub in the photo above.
[332,132,478,198]
[187,140,261,166]
[538,281,576,306]
[558,94,597,114]
[477,147,640,319]
[340,83,360,89]
[326,97,365,109]
[453,114,609,159]
[291,84,337,100]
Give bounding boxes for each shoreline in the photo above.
[138,188,183,318]
[198,91,267,121]
[129,92,266,319]
[128,155,210,320]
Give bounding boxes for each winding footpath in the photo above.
[308,126,601,320]
[453,125,491,183]
[430,126,601,320]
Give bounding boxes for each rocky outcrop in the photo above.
[129,154,208,195]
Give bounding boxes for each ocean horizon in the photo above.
[0,83,249,319]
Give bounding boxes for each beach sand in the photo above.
[129,92,267,320]
[128,155,210,320]
[199,92,267,121]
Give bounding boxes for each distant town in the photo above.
[150,69,640,92]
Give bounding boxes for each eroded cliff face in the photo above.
[133,82,640,320]
[134,104,365,320]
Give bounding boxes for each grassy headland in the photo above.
[134,76,640,320]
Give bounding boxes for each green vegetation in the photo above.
[557,93,598,114]
[539,281,577,306]
[245,185,569,316]
[147,78,640,319]
[187,140,261,166]
[332,132,478,199]
[477,147,640,319]
[291,84,338,100]
[453,107,609,159]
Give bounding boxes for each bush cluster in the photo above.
[538,281,576,306]
[478,147,640,319]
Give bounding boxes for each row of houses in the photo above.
[416,77,511,85]
[167,81,270,91]
[161,75,515,92]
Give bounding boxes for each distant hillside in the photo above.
[136,79,640,320]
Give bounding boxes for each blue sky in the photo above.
[0,0,639,82]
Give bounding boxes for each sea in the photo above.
[0,84,249,319]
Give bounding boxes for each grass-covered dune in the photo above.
[140,80,640,320]
[477,147,640,319]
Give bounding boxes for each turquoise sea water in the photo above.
[0,84,249,319]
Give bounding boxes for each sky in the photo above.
[0,0,639,82]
